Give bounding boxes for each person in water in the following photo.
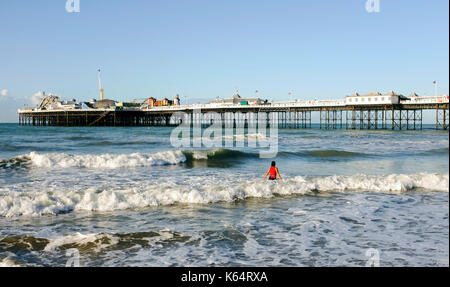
[264,161,282,180]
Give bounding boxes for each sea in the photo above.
[0,123,448,267]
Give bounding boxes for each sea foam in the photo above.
[0,255,22,267]
[27,150,186,169]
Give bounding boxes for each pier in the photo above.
[18,94,449,130]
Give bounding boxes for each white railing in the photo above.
[19,96,448,114]
[144,99,347,111]
[401,95,449,105]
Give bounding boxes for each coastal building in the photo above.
[115,100,141,110]
[57,99,81,110]
[345,91,407,105]
[148,98,172,107]
[206,91,266,106]
[145,95,179,108]
[93,99,116,109]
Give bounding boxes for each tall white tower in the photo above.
[98,69,104,101]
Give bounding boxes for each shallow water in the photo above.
[0,123,448,266]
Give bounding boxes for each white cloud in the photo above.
[31,92,43,106]
[0,92,22,123]
[0,90,49,122]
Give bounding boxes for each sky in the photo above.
[0,0,449,122]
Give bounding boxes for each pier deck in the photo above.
[18,99,449,130]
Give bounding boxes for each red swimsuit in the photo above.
[269,167,277,180]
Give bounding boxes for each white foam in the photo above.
[190,148,234,160]
[26,150,186,169]
[191,150,212,160]
[42,230,180,254]
[288,208,307,215]
[223,133,268,141]
[0,173,447,217]
[0,257,21,267]
[44,232,118,252]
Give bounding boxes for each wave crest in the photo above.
[0,173,447,217]
[2,151,187,169]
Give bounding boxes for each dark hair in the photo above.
[271,161,276,167]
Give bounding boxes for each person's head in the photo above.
[271,161,276,167]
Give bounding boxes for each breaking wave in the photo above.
[184,149,257,161]
[0,151,187,169]
[0,173,447,217]
[0,149,259,170]
[0,148,369,170]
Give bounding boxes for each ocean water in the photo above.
[0,123,448,267]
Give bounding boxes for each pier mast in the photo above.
[98,69,104,101]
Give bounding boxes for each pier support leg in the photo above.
[436,108,449,130]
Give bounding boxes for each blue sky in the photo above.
[0,0,448,122]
